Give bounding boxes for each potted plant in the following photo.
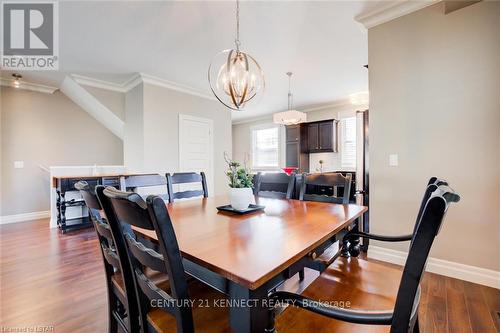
[224,152,254,210]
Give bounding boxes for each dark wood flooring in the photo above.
[1,219,498,332]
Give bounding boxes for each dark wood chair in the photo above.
[120,174,169,201]
[299,172,352,204]
[268,182,460,333]
[342,177,448,257]
[296,173,353,279]
[74,181,137,333]
[165,172,208,202]
[101,187,229,333]
[254,172,295,199]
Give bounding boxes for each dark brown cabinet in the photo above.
[286,142,299,167]
[285,124,309,172]
[286,126,300,142]
[307,120,338,153]
[307,123,319,151]
[319,121,334,151]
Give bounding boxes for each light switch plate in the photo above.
[14,161,24,169]
[389,154,398,166]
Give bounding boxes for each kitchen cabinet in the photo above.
[307,123,319,151]
[286,126,300,143]
[285,124,309,172]
[307,120,338,153]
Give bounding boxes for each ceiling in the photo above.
[1,1,395,121]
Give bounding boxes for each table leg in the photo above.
[60,192,67,233]
[229,281,270,333]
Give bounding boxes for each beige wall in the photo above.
[123,83,232,195]
[369,1,500,271]
[0,87,123,216]
[124,83,144,171]
[83,85,125,121]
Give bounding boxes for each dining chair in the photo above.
[120,174,169,201]
[254,172,295,199]
[296,173,353,279]
[74,181,138,333]
[299,172,352,204]
[165,172,208,202]
[268,182,460,333]
[101,187,229,333]
[342,177,448,257]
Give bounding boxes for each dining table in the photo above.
[132,195,367,333]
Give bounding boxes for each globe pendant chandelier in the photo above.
[273,72,307,125]
[208,0,265,111]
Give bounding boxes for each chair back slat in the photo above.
[104,187,154,230]
[125,233,167,274]
[255,173,294,199]
[134,270,176,316]
[102,246,121,268]
[299,173,352,204]
[120,174,167,190]
[391,184,460,332]
[168,172,203,184]
[173,189,205,200]
[166,172,208,202]
[102,187,195,333]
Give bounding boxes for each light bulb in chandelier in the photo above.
[210,49,264,110]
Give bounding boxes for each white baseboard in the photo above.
[0,211,50,225]
[368,245,500,289]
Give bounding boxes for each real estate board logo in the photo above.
[1,1,58,70]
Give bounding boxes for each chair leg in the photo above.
[298,268,305,281]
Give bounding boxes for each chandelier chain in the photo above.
[287,72,293,110]
[235,0,241,51]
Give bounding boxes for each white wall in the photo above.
[369,1,500,271]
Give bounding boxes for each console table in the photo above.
[52,175,120,233]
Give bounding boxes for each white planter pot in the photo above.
[229,187,253,211]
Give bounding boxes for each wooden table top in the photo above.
[133,195,367,290]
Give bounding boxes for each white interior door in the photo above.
[178,114,214,196]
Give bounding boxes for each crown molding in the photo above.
[355,0,440,29]
[71,74,130,93]
[0,78,58,94]
[73,72,216,101]
[131,73,216,101]
[301,99,352,113]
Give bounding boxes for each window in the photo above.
[251,126,279,170]
[340,117,357,169]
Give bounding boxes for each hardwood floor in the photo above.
[1,219,498,333]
